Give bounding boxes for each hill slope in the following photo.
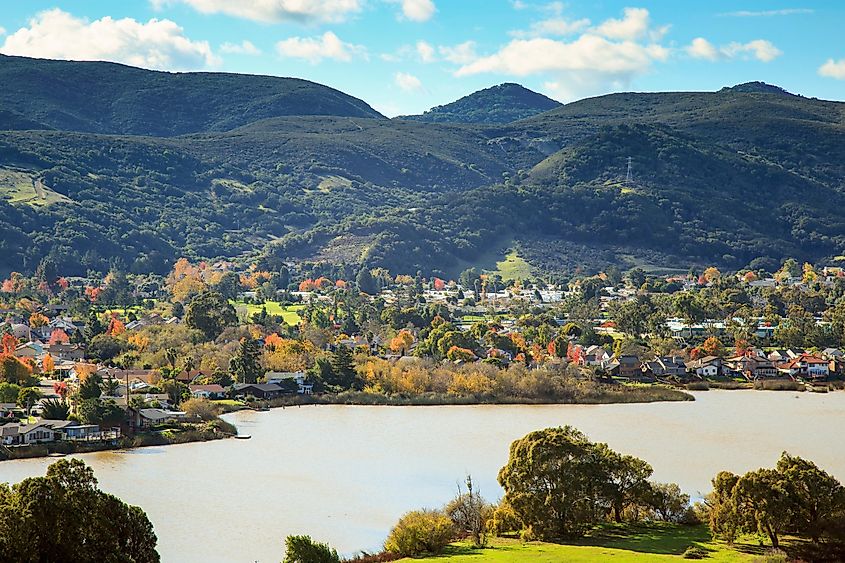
[0,54,384,136]
[1,58,844,278]
[401,83,561,124]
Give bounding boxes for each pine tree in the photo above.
[328,345,358,391]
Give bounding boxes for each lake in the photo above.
[2,390,845,562]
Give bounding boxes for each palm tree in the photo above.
[40,398,70,420]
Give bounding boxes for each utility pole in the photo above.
[625,156,633,184]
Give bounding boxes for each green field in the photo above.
[0,168,71,207]
[489,249,534,281]
[413,524,769,562]
[231,301,304,325]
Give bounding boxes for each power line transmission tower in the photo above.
[625,156,633,184]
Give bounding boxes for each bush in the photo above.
[283,535,339,563]
[384,509,454,557]
[488,499,522,536]
[751,548,788,563]
[181,397,221,421]
[682,545,709,559]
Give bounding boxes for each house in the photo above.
[642,356,687,378]
[607,355,642,378]
[14,341,44,359]
[176,370,208,384]
[582,345,611,367]
[778,354,830,380]
[40,420,102,439]
[686,356,721,378]
[232,383,285,400]
[45,343,86,361]
[189,384,226,399]
[132,408,186,429]
[18,423,57,445]
[723,355,777,380]
[265,371,313,395]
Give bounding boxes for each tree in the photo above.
[229,338,263,384]
[0,458,160,562]
[78,399,124,428]
[701,336,725,358]
[356,268,378,295]
[17,386,42,415]
[87,334,127,362]
[733,467,791,548]
[40,398,70,420]
[283,535,339,563]
[498,426,607,539]
[389,329,415,355]
[598,447,654,523]
[649,482,691,523]
[0,382,20,403]
[78,374,103,400]
[445,475,491,547]
[84,309,105,341]
[777,453,845,544]
[184,291,237,340]
[161,380,188,407]
[327,345,358,391]
[42,353,55,374]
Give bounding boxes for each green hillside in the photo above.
[0,54,384,136]
[401,83,561,124]
[1,56,844,278]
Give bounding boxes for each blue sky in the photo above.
[1,1,843,116]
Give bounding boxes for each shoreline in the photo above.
[0,419,236,462]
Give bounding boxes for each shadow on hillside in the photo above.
[564,523,767,557]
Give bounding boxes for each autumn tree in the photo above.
[49,328,70,345]
[389,329,415,355]
[701,336,725,358]
[42,353,55,374]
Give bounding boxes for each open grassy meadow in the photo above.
[412,524,773,562]
[232,301,304,325]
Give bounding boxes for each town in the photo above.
[2,256,844,457]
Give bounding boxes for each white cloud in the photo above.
[819,58,845,79]
[438,41,477,64]
[686,37,719,61]
[0,9,219,70]
[594,7,650,41]
[275,31,365,63]
[220,40,260,55]
[394,71,422,91]
[0,27,6,36]
[721,8,814,17]
[688,38,782,63]
[416,40,436,62]
[455,8,669,101]
[151,0,362,24]
[398,0,436,22]
[511,17,590,38]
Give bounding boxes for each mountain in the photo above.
[400,83,561,124]
[1,56,844,278]
[0,54,384,136]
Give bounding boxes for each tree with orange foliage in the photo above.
[335,279,347,288]
[264,333,284,350]
[742,271,758,283]
[85,286,104,301]
[74,363,98,382]
[389,329,415,355]
[701,336,725,357]
[49,329,70,345]
[128,333,149,351]
[298,278,317,292]
[29,312,49,328]
[42,353,55,374]
[1,333,17,355]
[0,355,31,384]
[107,316,126,336]
[446,346,476,362]
[314,277,332,289]
[734,337,751,357]
[433,278,446,291]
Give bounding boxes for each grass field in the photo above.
[231,301,304,325]
[0,169,71,207]
[489,249,534,281]
[413,524,770,562]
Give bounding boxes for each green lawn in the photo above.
[231,301,304,325]
[414,524,769,562]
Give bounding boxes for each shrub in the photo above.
[488,499,522,536]
[181,397,221,421]
[682,545,709,559]
[283,535,339,563]
[384,509,454,557]
[751,548,789,563]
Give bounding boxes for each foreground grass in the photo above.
[415,524,767,562]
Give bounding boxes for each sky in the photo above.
[0,1,843,117]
